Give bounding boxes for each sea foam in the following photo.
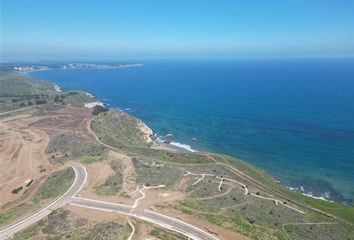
[169,141,197,152]
[288,185,333,202]
[302,192,333,202]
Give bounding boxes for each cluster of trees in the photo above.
[92,105,109,115]
[54,95,66,104]
[19,99,47,106]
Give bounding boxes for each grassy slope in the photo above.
[14,208,131,240]
[91,111,153,148]
[0,71,96,113]
[46,134,106,163]
[0,168,75,227]
[224,156,354,224]
[33,168,75,203]
[90,107,354,239]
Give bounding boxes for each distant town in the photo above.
[0,62,143,72]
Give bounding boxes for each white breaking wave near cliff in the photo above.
[169,141,197,152]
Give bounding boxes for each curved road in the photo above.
[0,163,218,240]
[0,163,87,240]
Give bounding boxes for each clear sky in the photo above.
[1,0,353,60]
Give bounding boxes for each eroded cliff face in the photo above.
[137,120,154,143]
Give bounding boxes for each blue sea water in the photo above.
[29,58,354,204]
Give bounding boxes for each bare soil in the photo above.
[0,105,93,211]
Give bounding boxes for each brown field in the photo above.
[0,105,93,211]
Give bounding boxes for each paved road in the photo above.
[71,197,219,240]
[0,162,218,240]
[0,163,87,240]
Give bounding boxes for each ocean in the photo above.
[29,57,354,204]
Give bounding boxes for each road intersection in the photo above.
[0,163,219,240]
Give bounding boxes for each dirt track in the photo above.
[0,106,93,210]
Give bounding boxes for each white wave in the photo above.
[287,185,334,202]
[53,84,62,92]
[169,141,197,152]
[155,136,165,143]
[302,192,333,202]
[324,191,331,198]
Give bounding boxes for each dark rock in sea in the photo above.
[150,134,157,140]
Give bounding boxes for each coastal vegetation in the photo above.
[13,208,132,240]
[46,134,106,163]
[91,110,153,148]
[92,104,109,115]
[0,71,97,113]
[13,207,188,240]
[89,100,354,239]
[0,70,353,239]
[150,227,188,240]
[0,168,74,227]
[0,203,34,227]
[33,168,75,203]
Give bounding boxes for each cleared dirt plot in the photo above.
[95,160,124,196]
[137,189,186,211]
[0,105,98,227]
[77,159,136,206]
[0,105,95,206]
[81,161,116,196]
[31,105,94,139]
[108,151,137,193]
[0,114,55,208]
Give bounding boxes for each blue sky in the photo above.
[1,0,353,59]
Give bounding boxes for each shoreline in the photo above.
[53,83,62,92]
[25,69,341,204]
[151,137,198,153]
[288,186,334,203]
